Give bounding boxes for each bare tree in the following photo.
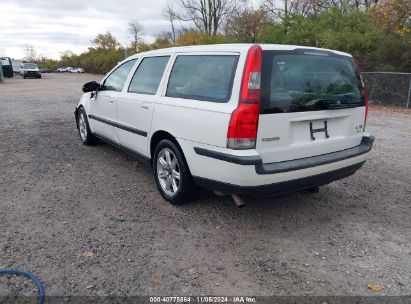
[164,1,178,44]
[225,8,269,42]
[23,44,37,61]
[263,0,329,21]
[328,0,379,10]
[128,20,144,52]
[174,0,244,36]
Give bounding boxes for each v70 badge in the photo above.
[310,121,330,140]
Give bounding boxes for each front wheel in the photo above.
[153,140,196,205]
[77,107,96,145]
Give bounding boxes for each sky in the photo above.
[0,0,171,59]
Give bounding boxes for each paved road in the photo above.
[0,73,410,297]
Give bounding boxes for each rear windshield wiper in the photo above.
[326,102,361,109]
[304,99,335,110]
[306,99,361,110]
[288,98,361,112]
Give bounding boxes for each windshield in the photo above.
[23,63,38,69]
[261,50,364,113]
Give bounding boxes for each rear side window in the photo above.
[261,50,364,113]
[166,55,239,102]
[128,56,170,95]
[104,59,136,92]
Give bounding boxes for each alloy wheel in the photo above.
[156,148,181,196]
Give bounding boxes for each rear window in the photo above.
[261,50,364,114]
[166,55,239,103]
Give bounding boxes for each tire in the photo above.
[38,75,41,79]
[77,107,96,145]
[153,139,197,205]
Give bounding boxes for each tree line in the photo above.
[31,0,410,74]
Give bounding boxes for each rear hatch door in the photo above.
[256,49,366,164]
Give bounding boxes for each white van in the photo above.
[75,44,374,204]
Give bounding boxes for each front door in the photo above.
[88,59,137,142]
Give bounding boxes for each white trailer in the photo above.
[11,59,23,75]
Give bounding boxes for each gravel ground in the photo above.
[0,73,410,298]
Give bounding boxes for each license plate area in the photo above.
[309,120,330,140]
[291,119,339,144]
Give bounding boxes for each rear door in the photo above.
[257,49,366,163]
[116,56,171,156]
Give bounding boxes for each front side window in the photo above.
[166,55,239,102]
[128,56,170,95]
[103,59,136,92]
[261,50,364,113]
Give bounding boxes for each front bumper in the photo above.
[24,71,40,77]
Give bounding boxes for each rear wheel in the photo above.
[77,107,96,145]
[153,140,196,204]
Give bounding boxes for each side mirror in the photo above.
[82,81,100,93]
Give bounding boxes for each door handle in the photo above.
[108,98,115,104]
[141,103,150,110]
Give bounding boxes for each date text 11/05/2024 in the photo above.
[149,296,257,303]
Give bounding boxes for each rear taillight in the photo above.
[353,58,369,130]
[227,45,262,150]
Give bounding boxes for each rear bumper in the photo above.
[193,162,365,197]
[189,136,374,196]
[255,136,374,175]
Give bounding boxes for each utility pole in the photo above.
[0,59,4,84]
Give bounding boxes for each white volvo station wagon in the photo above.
[75,44,374,205]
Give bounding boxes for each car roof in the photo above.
[126,43,352,60]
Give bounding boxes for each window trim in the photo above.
[101,58,137,92]
[165,54,240,103]
[127,55,171,96]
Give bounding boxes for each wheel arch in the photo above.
[150,131,178,160]
[75,94,92,128]
[75,104,85,129]
[149,130,190,171]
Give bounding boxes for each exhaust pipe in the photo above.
[232,194,246,208]
[213,191,246,208]
[213,191,228,197]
